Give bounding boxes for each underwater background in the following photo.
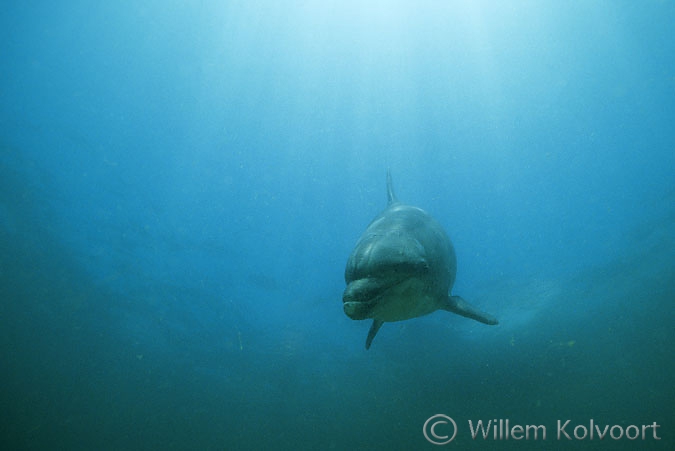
[1,1,673,450]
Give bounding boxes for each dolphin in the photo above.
[343,170,498,349]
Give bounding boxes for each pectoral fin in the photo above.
[365,319,384,350]
[444,295,499,325]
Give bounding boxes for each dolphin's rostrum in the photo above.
[343,170,498,349]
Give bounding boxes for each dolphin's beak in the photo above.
[343,300,369,320]
[342,296,371,320]
[342,280,378,320]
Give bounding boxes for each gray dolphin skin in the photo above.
[343,170,498,349]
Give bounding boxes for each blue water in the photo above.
[1,2,673,450]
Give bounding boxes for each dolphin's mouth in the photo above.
[343,299,378,320]
[342,278,398,320]
[343,294,377,320]
[342,301,366,319]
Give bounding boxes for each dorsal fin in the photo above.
[386,169,398,205]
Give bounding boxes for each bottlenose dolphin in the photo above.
[343,170,498,349]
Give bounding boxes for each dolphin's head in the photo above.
[342,232,430,320]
